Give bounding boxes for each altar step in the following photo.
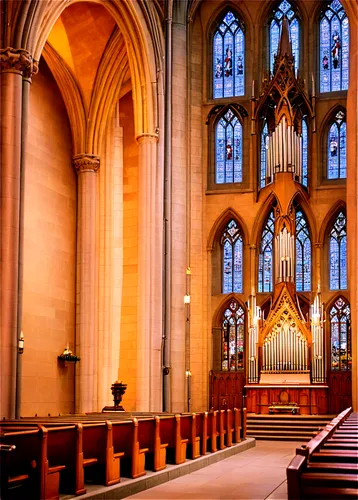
[247,414,335,441]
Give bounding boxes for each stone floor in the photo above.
[126,440,305,500]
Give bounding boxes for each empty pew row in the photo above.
[287,408,358,499]
[0,408,247,500]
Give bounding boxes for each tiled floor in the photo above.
[126,440,305,500]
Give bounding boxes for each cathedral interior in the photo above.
[1,0,357,424]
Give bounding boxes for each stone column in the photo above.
[170,19,187,413]
[136,133,162,411]
[0,48,36,418]
[73,154,99,413]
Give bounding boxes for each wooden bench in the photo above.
[158,415,188,465]
[180,413,200,459]
[111,418,148,478]
[136,416,168,471]
[0,427,65,500]
[287,407,356,499]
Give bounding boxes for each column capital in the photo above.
[135,132,159,145]
[0,47,38,77]
[73,154,100,174]
[314,242,324,249]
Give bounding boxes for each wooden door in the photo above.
[209,371,246,411]
[327,371,352,414]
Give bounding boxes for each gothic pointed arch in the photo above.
[207,207,249,252]
[251,192,280,247]
[318,199,346,244]
[30,0,162,138]
[288,192,317,244]
[328,295,351,371]
[318,0,349,93]
[320,106,347,181]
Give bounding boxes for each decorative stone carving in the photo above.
[0,47,38,77]
[72,154,100,174]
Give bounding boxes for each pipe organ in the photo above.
[275,227,295,283]
[311,290,325,383]
[262,326,308,373]
[265,116,304,184]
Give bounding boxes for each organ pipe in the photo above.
[262,326,308,372]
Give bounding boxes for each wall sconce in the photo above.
[185,369,191,378]
[184,294,191,304]
[18,331,24,354]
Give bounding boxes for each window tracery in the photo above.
[215,108,243,184]
[327,110,346,179]
[221,299,245,371]
[213,11,245,98]
[295,210,311,292]
[329,211,347,290]
[221,219,243,294]
[258,210,275,293]
[270,0,299,75]
[320,0,349,93]
[330,297,351,370]
[302,119,308,187]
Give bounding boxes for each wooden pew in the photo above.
[0,427,65,500]
[158,415,188,465]
[207,410,219,453]
[111,418,148,478]
[233,408,242,443]
[194,412,208,456]
[287,407,356,499]
[180,413,200,459]
[136,416,168,471]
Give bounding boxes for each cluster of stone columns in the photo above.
[1,48,38,418]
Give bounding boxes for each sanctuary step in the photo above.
[247,413,335,441]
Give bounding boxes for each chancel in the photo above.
[0,0,357,497]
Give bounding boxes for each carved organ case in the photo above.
[248,18,325,387]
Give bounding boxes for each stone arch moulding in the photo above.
[318,199,346,245]
[28,0,161,138]
[206,1,251,39]
[319,104,347,144]
[87,29,129,156]
[251,191,280,247]
[325,292,350,313]
[42,43,86,155]
[207,207,249,252]
[212,293,247,328]
[288,191,318,244]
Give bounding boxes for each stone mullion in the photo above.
[73,154,99,413]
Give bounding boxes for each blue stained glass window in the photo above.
[258,211,274,292]
[221,299,245,371]
[215,109,242,184]
[330,297,351,371]
[320,0,349,93]
[270,1,300,75]
[213,11,245,98]
[328,110,346,179]
[260,123,269,189]
[301,120,308,187]
[295,210,311,292]
[221,220,243,294]
[329,212,347,290]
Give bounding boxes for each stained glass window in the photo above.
[213,11,245,98]
[260,123,269,189]
[320,0,349,93]
[328,110,346,179]
[215,108,243,184]
[301,120,308,187]
[329,212,347,290]
[221,220,243,294]
[270,1,299,75]
[221,299,245,371]
[295,210,311,292]
[258,210,275,293]
[330,297,351,370]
